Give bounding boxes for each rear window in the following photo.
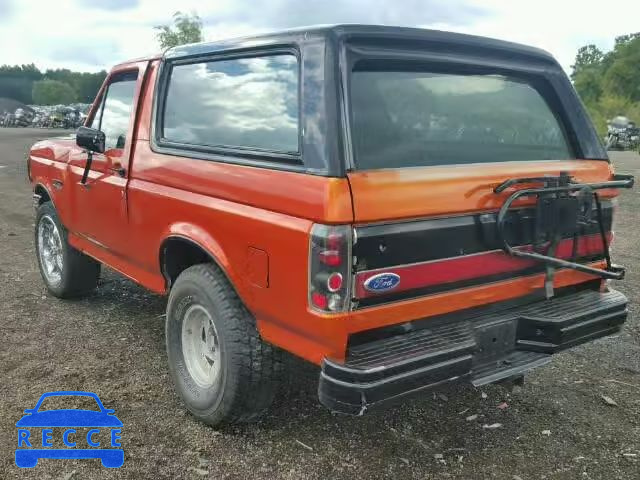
[162,54,299,153]
[350,70,574,170]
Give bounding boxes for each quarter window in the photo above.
[162,54,299,153]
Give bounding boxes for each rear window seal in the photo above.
[339,44,607,172]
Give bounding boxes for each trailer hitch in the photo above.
[494,172,634,297]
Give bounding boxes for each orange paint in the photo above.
[346,262,605,337]
[348,161,617,222]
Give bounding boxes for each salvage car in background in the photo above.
[13,107,35,127]
[1,104,89,129]
[27,25,634,426]
[606,115,640,150]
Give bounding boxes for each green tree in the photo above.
[573,67,603,105]
[0,64,43,103]
[45,69,107,103]
[570,44,604,79]
[570,33,640,136]
[32,79,77,105]
[74,71,108,103]
[614,32,640,47]
[1,64,105,105]
[0,77,34,103]
[602,35,640,101]
[154,11,203,50]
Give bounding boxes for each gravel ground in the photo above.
[0,128,639,480]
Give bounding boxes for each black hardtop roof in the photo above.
[164,24,556,63]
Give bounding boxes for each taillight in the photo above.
[309,224,352,312]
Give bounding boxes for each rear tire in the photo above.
[166,264,282,426]
[34,201,100,298]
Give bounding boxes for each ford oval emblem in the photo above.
[363,273,401,293]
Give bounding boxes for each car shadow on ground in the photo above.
[81,268,517,445]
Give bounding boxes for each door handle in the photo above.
[109,166,126,177]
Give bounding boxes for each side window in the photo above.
[162,54,299,153]
[90,71,138,150]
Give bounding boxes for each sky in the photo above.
[0,0,639,75]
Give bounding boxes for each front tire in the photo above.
[34,201,100,298]
[166,264,282,426]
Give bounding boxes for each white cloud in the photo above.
[448,0,640,73]
[0,0,638,74]
[164,55,299,151]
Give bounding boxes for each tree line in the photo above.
[0,64,107,105]
[572,33,640,135]
[0,12,201,107]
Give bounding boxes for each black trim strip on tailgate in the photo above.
[353,202,612,271]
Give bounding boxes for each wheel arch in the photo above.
[33,183,53,207]
[159,229,241,297]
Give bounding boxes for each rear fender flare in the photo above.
[159,222,244,299]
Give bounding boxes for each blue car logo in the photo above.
[363,272,401,293]
[15,391,123,468]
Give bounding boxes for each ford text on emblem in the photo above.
[363,273,401,293]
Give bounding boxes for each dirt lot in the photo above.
[0,128,639,480]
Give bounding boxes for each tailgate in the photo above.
[348,160,617,308]
[343,52,631,309]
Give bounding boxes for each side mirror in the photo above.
[76,126,106,154]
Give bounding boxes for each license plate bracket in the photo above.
[473,320,517,367]
[535,195,579,240]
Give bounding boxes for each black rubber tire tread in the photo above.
[166,263,282,426]
[35,201,100,298]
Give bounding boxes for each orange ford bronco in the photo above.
[28,25,634,425]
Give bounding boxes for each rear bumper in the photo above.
[319,288,627,415]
